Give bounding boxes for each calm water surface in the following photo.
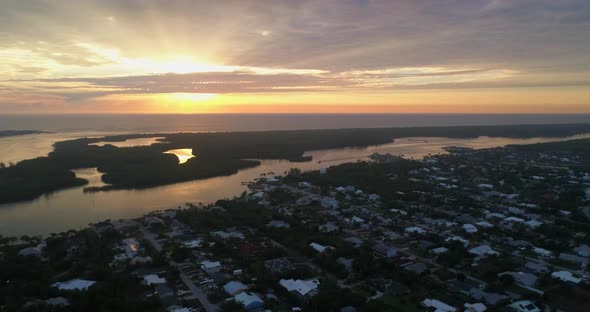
[1,134,590,237]
[2,113,590,165]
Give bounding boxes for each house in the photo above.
[234,292,264,311]
[348,216,365,224]
[279,279,320,298]
[211,230,245,240]
[224,281,248,295]
[46,297,70,307]
[52,279,96,291]
[468,289,508,305]
[469,245,499,257]
[143,274,166,286]
[122,238,140,258]
[130,256,152,265]
[507,300,541,312]
[524,220,543,229]
[343,236,364,248]
[405,227,426,235]
[145,216,166,227]
[182,238,203,249]
[464,303,487,312]
[475,222,493,229]
[18,246,42,258]
[92,221,114,234]
[477,184,494,190]
[559,253,588,265]
[309,242,333,253]
[485,213,506,220]
[404,262,428,275]
[551,271,582,284]
[523,262,549,274]
[574,245,590,257]
[337,257,354,273]
[421,299,456,312]
[431,247,449,255]
[320,197,339,208]
[446,236,469,247]
[532,247,552,258]
[319,223,339,233]
[155,283,174,300]
[463,224,478,233]
[264,258,294,274]
[499,272,537,288]
[373,243,398,258]
[201,260,222,274]
[267,220,290,228]
[504,216,525,224]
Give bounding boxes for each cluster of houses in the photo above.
[8,143,590,311]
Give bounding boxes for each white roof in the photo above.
[551,271,582,284]
[422,299,456,312]
[475,222,493,228]
[524,220,543,228]
[201,260,221,269]
[144,274,166,285]
[462,224,478,233]
[351,216,365,223]
[431,247,449,254]
[469,245,499,257]
[52,279,96,291]
[234,292,263,306]
[309,242,332,253]
[505,216,525,223]
[224,281,248,295]
[405,226,426,234]
[19,246,42,257]
[532,247,552,256]
[508,300,540,312]
[464,303,487,312]
[279,279,320,296]
[485,213,506,219]
[446,236,469,246]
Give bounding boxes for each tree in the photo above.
[499,274,515,287]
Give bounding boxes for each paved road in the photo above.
[138,224,219,312]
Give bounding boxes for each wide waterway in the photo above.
[1,134,590,237]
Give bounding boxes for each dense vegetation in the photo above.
[1,123,590,204]
[513,137,590,153]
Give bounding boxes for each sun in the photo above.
[167,92,217,102]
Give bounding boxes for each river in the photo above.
[1,134,589,237]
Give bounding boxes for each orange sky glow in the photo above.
[1,0,589,114]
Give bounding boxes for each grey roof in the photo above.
[524,262,549,273]
[403,262,428,274]
[502,272,538,287]
[559,253,589,264]
[469,289,508,305]
[223,281,248,295]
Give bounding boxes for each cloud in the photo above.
[0,0,589,111]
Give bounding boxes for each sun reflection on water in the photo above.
[164,148,195,164]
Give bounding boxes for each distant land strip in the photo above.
[0,130,51,138]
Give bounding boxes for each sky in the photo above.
[0,0,589,114]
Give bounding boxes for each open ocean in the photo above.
[2,113,590,132]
